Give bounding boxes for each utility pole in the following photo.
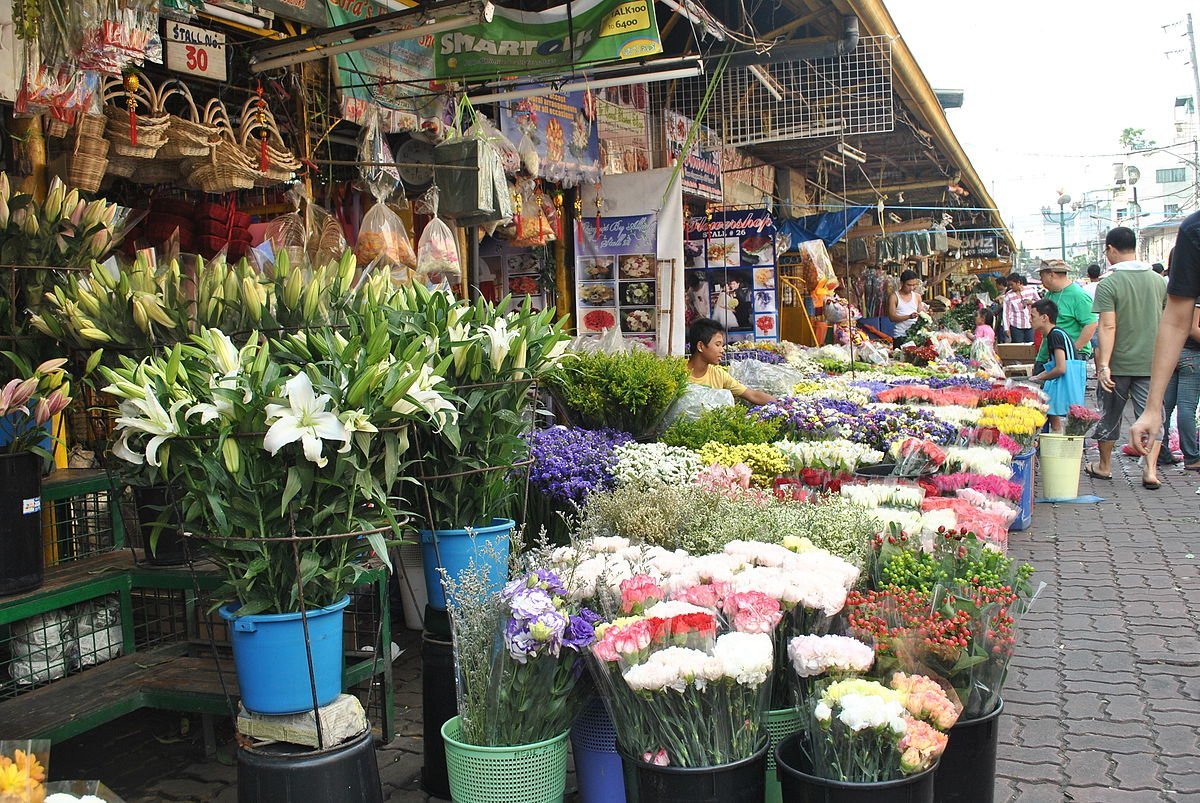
[1189,14,1200,210]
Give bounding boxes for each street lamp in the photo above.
[1040,192,1078,261]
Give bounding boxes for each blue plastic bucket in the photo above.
[571,699,626,803]
[1009,450,1035,531]
[419,518,514,610]
[220,595,350,715]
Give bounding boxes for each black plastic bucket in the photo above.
[933,700,1003,803]
[776,733,936,803]
[619,740,768,803]
[0,452,44,596]
[854,463,898,478]
[237,728,382,803]
[132,484,187,565]
[421,633,455,799]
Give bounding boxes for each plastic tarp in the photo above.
[777,206,871,247]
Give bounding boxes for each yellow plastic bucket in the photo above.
[1039,434,1085,500]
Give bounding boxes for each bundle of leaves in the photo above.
[662,405,783,451]
[547,350,688,436]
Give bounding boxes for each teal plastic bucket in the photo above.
[220,595,350,715]
[420,518,514,610]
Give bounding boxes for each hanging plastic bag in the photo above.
[415,189,461,286]
[358,106,401,201]
[262,190,307,271]
[663,385,735,425]
[512,180,554,247]
[306,200,348,269]
[356,200,416,275]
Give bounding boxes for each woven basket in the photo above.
[105,155,141,179]
[130,159,186,185]
[75,133,110,159]
[186,101,257,193]
[77,114,107,139]
[68,150,108,193]
[103,75,169,158]
[238,100,302,186]
[45,117,70,138]
[158,80,214,159]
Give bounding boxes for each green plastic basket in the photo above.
[441,715,569,803]
[765,707,803,803]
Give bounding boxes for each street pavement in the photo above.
[48,442,1200,802]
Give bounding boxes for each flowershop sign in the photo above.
[578,214,657,255]
[435,0,662,78]
[664,110,722,202]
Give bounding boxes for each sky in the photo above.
[886,0,1199,251]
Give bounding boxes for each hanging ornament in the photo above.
[512,185,523,232]
[594,191,602,242]
[552,190,564,241]
[256,82,269,173]
[124,72,139,147]
[574,194,584,242]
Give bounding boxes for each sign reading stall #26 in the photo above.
[165,21,227,82]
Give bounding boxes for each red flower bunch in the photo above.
[649,611,720,642]
[798,468,850,493]
[978,387,1040,407]
[878,386,937,405]
[959,426,1022,455]
[902,345,939,367]
[1066,405,1101,437]
[847,587,973,663]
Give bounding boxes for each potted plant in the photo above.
[100,317,456,714]
[440,556,598,803]
[0,354,72,595]
[381,285,567,610]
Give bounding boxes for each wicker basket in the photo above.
[103,75,169,158]
[75,133,110,159]
[130,159,186,185]
[68,149,108,193]
[238,100,302,187]
[186,101,257,193]
[45,116,70,138]
[158,80,215,159]
[77,114,107,139]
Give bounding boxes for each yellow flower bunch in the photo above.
[978,404,1047,437]
[698,441,788,487]
[0,748,46,803]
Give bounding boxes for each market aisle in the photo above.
[997,445,1200,802]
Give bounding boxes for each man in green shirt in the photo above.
[1034,260,1098,367]
[1088,227,1167,488]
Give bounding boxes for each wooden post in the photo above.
[7,114,48,200]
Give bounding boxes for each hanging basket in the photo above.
[103,74,170,158]
[186,101,257,194]
[158,80,215,159]
[238,99,302,186]
[77,113,107,140]
[67,135,109,193]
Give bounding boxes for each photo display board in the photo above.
[684,209,778,342]
[575,213,659,349]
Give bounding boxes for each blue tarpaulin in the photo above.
[777,206,872,247]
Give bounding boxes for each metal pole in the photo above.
[1187,13,1200,209]
[1059,203,1067,260]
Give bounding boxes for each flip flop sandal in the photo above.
[1143,478,1162,490]
[1085,462,1113,480]
[1185,463,1200,472]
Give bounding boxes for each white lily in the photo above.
[263,373,349,468]
[481,317,519,372]
[208,330,241,377]
[113,393,187,467]
[391,363,458,431]
[544,338,569,366]
[447,322,476,375]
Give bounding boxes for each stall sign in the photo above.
[598,98,650,175]
[499,89,601,186]
[684,209,778,342]
[327,0,442,132]
[258,0,326,26]
[575,213,660,348]
[960,233,1000,259]
[664,110,722,202]
[165,22,227,82]
[435,0,661,78]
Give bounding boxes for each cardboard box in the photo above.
[996,343,1038,364]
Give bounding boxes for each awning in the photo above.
[777,206,871,246]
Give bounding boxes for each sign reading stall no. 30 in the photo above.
[165,21,227,82]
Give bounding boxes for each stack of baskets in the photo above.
[238,98,303,187]
[67,115,110,193]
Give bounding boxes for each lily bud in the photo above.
[241,276,262,323]
[21,211,39,237]
[132,297,151,335]
[222,438,241,474]
[43,182,64,224]
[79,327,112,343]
[0,172,11,206]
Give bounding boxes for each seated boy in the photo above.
[686,318,776,406]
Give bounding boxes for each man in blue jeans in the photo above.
[1002,274,1038,343]
[1160,300,1200,470]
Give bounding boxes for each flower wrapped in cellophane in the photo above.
[797,674,959,782]
[589,599,773,767]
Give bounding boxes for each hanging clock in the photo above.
[392,134,435,194]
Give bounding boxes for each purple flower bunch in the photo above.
[502,570,598,663]
[846,407,960,452]
[896,376,993,391]
[528,426,633,506]
[752,396,866,440]
[725,349,786,365]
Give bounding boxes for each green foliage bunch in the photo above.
[547,350,688,436]
[662,404,782,451]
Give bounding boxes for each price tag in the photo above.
[165,21,227,82]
